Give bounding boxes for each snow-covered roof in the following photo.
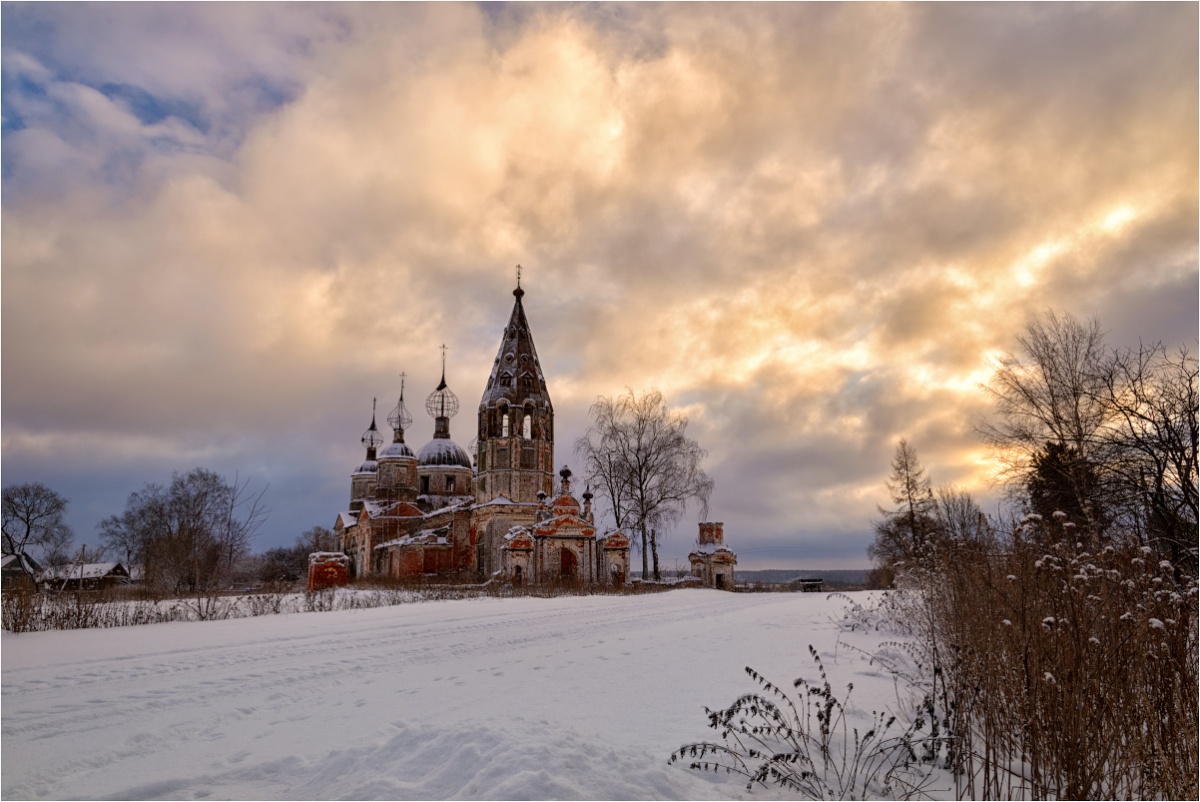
[531,513,595,539]
[40,562,128,581]
[478,494,517,507]
[690,543,735,556]
[353,459,378,475]
[337,511,358,528]
[416,495,473,512]
[374,526,451,550]
[308,552,349,565]
[378,441,415,459]
[2,547,43,576]
[416,438,472,468]
[377,502,423,518]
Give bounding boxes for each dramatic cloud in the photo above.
[3,3,1196,568]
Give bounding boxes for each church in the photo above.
[334,281,632,586]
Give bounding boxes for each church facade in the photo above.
[334,283,631,586]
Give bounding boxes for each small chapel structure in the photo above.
[688,522,737,589]
[334,280,632,586]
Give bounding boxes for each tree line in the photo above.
[866,310,1197,799]
[872,310,1197,577]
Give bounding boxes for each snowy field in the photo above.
[2,589,932,800]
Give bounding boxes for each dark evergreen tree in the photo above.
[869,439,938,570]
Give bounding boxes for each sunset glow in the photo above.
[2,3,1196,568]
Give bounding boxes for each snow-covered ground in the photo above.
[2,589,933,800]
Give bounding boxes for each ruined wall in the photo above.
[308,553,350,591]
[698,522,724,546]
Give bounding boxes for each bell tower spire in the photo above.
[476,272,554,503]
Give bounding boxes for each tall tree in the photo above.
[576,389,714,581]
[979,311,1112,535]
[2,482,75,566]
[1102,343,1198,567]
[870,439,938,569]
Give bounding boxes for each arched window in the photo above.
[522,414,532,439]
[502,412,510,438]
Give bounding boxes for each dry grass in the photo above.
[896,516,1198,799]
[1,575,673,633]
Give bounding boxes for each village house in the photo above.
[1,533,42,591]
[39,562,131,592]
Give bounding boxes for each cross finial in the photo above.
[440,344,447,377]
[516,264,522,288]
[399,371,406,398]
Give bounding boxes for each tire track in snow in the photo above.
[2,591,813,801]
[3,593,776,744]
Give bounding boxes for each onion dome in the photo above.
[379,441,414,459]
[417,438,473,468]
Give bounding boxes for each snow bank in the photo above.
[2,589,937,800]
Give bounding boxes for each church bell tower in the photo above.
[476,274,554,504]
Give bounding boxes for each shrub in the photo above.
[670,646,943,799]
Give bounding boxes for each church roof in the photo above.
[480,285,553,409]
[417,438,473,468]
[379,441,415,459]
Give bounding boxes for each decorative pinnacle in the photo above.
[514,264,524,298]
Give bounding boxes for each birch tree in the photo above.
[576,389,714,581]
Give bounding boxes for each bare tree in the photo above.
[576,389,714,581]
[296,525,337,555]
[2,482,75,566]
[979,311,1112,535]
[1103,343,1198,567]
[99,469,267,594]
[933,484,991,545]
[981,310,1198,562]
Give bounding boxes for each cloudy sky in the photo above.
[3,3,1196,569]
